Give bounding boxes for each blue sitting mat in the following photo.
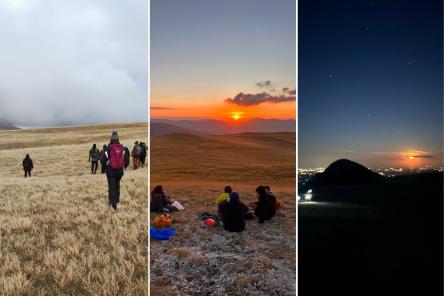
[150,227,176,240]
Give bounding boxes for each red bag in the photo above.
[109,144,124,169]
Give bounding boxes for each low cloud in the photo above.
[0,0,147,127]
[411,155,433,159]
[225,92,296,106]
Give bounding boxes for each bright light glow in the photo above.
[304,193,312,201]
[229,111,246,120]
[307,189,313,194]
[408,156,414,160]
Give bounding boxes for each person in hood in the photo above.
[22,154,34,178]
[105,131,125,210]
[89,143,100,174]
[253,185,276,223]
[219,192,246,232]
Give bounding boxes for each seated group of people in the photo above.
[150,184,280,233]
[216,185,278,232]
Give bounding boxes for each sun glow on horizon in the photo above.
[229,111,246,121]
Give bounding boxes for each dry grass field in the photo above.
[0,123,147,296]
[150,132,296,296]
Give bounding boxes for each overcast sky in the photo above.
[0,0,148,127]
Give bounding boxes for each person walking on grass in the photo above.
[140,141,147,168]
[89,143,100,174]
[131,141,141,169]
[105,131,125,210]
[124,146,130,170]
[22,154,33,178]
[100,144,107,174]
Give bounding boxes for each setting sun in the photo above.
[229,111,245,121]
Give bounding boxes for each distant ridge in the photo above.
[0,119,18,130]
[152,118,295,135]
[151,122,196,137]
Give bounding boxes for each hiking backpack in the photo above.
[109,144,125,169]
[91,148,99,161]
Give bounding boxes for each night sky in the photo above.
[299,0,443,168]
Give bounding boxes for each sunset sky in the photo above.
[299,0,443,168]
[150,0,296,121]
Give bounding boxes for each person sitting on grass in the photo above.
[250,185,276,223]
[150,185,177,213]
[215,186,232,206]
[219,192,245,232]
[22,154,34,178]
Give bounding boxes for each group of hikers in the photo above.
[150,184,281,232]
[21,131,143,211]
[88,140,147,175]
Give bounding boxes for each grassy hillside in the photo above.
[150,132,296,296]
[0,123,148,295]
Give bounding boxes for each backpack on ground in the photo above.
[153,214,173,228]
[109,144,125,169]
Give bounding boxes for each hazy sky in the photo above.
[0,0,148,127]
[299,0,443,168]
[150,0,296,120]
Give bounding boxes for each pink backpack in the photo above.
[109,144,124,169]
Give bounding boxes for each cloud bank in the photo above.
[225,92,296,106]
[0,0,147,126]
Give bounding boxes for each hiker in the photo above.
[100,144,107,174]
[215,186,232,205]
[131,141,141,169]
[22,154,34,178]
[219,192,246,232]
[251,185,276,223]
[89,144,100,174]
[105,131,125,210]
[140,141,147,168]
[150,185,177,212]
[124,146,130,170]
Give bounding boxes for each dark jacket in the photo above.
[150,192,173,212]
[255,193,276,223]
[23,156,33,171]
[219,192,245,232]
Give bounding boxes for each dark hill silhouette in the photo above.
[299,159,443,296]
[308,159,384,187]
[0,119,18,130]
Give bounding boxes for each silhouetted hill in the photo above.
[299,159,443,296]
[307,159,384,188]
[152,118,295,135]
[150,122,196,136]
[0,119,18,130]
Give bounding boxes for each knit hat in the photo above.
[111,131,119,141]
